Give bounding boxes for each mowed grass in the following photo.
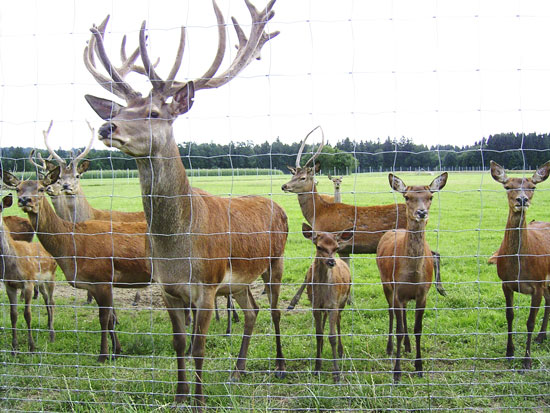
[1,171,550,411]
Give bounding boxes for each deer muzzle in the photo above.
[98,122,117,140]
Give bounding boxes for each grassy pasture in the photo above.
[1,171,549,411]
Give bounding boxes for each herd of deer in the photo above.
[1,0,549,408]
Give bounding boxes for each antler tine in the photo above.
[193,0,278,91]
[42,120,67,167]
[71,121,95,165]
[85,15,141,102]
[139,21,165,91]
[119,34,161,77]
[295,133,309,169]
[28,149,47,173]
[164,27,186,91]
[302,126,325,168]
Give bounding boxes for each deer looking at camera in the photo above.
[376,172,447,382]
[0,194,57,354]
[83,1,285,406]
[302,223,353,382]
[282,128,444,309]
[327,175,343,203]
[490,160,550,371]
[2,168,151,362]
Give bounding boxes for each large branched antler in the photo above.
[85,0,279,102]
[69,121,95,168]
[295,126,325,169]
[42,121,67,167]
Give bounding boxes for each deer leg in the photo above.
[191,287,216,407]
[93,287,116,363]
[403,303,411,353]
[414,296,427,377]
[33,284,39,300]
[263,259,286,377]
[231,288,259,382]
[6,285,19,354]
[39,282,56,342]
[393,302,405,383]
[431,251,446,296]
[231,295,240,322]
[23,284,36,353]
[287,274,308,310]
[185,307,197,356]
[503,285,515,359]
[522,289,543,371]
[386,307,394,355]
[225,295,239,335]
[338,252,353,305]
[535,290,550,344]
[313,309,325,375]
[337,311,344,358]
[162,292,189,404]
[214,296,220,322]
[132,291,141,306]
[86,290,94,305]
[329,309,342,383]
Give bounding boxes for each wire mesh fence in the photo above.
[1,0,550,411]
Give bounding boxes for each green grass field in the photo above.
[1,171,549,411]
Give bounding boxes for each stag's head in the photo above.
[281,126,325,194]
[2,168,60,215]
[389,172,448,223]
[40,121,94,196]
[490,160,550,213]
[84,1,279,158]
[302,223,353,268]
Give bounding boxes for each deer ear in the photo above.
[429,172,448,192]
[77,160,90,175]
[532,161,550,184]
[287,166,296,175]
[1,169,20,189]
[388,173,407,193]
[43,166,61,187]
[337,228,354,243]
[302,223,314,240]
[490,160,508,184]
[170,82,195,116]
[85,95,124,121]
[0,194,13,211]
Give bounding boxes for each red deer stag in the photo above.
[39,122,145,306]
[490,160,550,370]
[302,223,353,382]
[0,194,57,353]
[376,172,448,382]
[83,1,285,406]
[282,128,444,309]
[2,167,151,362]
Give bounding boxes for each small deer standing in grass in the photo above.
[490,160,550,370]
[302,223,353,382]
[327,175,343,203]
[0,194,57,353]
[376,172,448,382]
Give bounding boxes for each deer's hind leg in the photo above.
[263,257,286,377]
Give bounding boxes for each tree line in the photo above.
[1,132,549,175]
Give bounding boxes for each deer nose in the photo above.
[326,258,336,268]
[18,196,31,206]
[516,196,529,206]
[98,122,116,139]
[417,209,428,219]
[281,184,288,191]
[62,184,70,190]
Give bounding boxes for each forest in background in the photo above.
[1,132,549,174]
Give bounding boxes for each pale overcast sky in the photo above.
[2,0,550,151]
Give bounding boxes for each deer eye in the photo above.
[38,188,45,193]
[404,195,410,201]
[76,174,80,179]
[150,111,160,119]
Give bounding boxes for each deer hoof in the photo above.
[275,370,287,379]
[393,371,402,383]
[534,333,546,344]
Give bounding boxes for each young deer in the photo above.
[376,172,448,382]
[2,168,151,362]
[490,160,550,370]
[283,128,444,309]
[83,1,284,406]
[302,223,353,382]
[0,194,57,353]
[327,174,343,203]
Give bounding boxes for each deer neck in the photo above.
[312,258,331,283]
[334,188,341,203]
[403,218,428,274]
[501,209,528,257]
[64,186,95,223]
[134,137,193,236]
[297,183,328,225]
[26,196,73,258]
[49,194,71,221]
